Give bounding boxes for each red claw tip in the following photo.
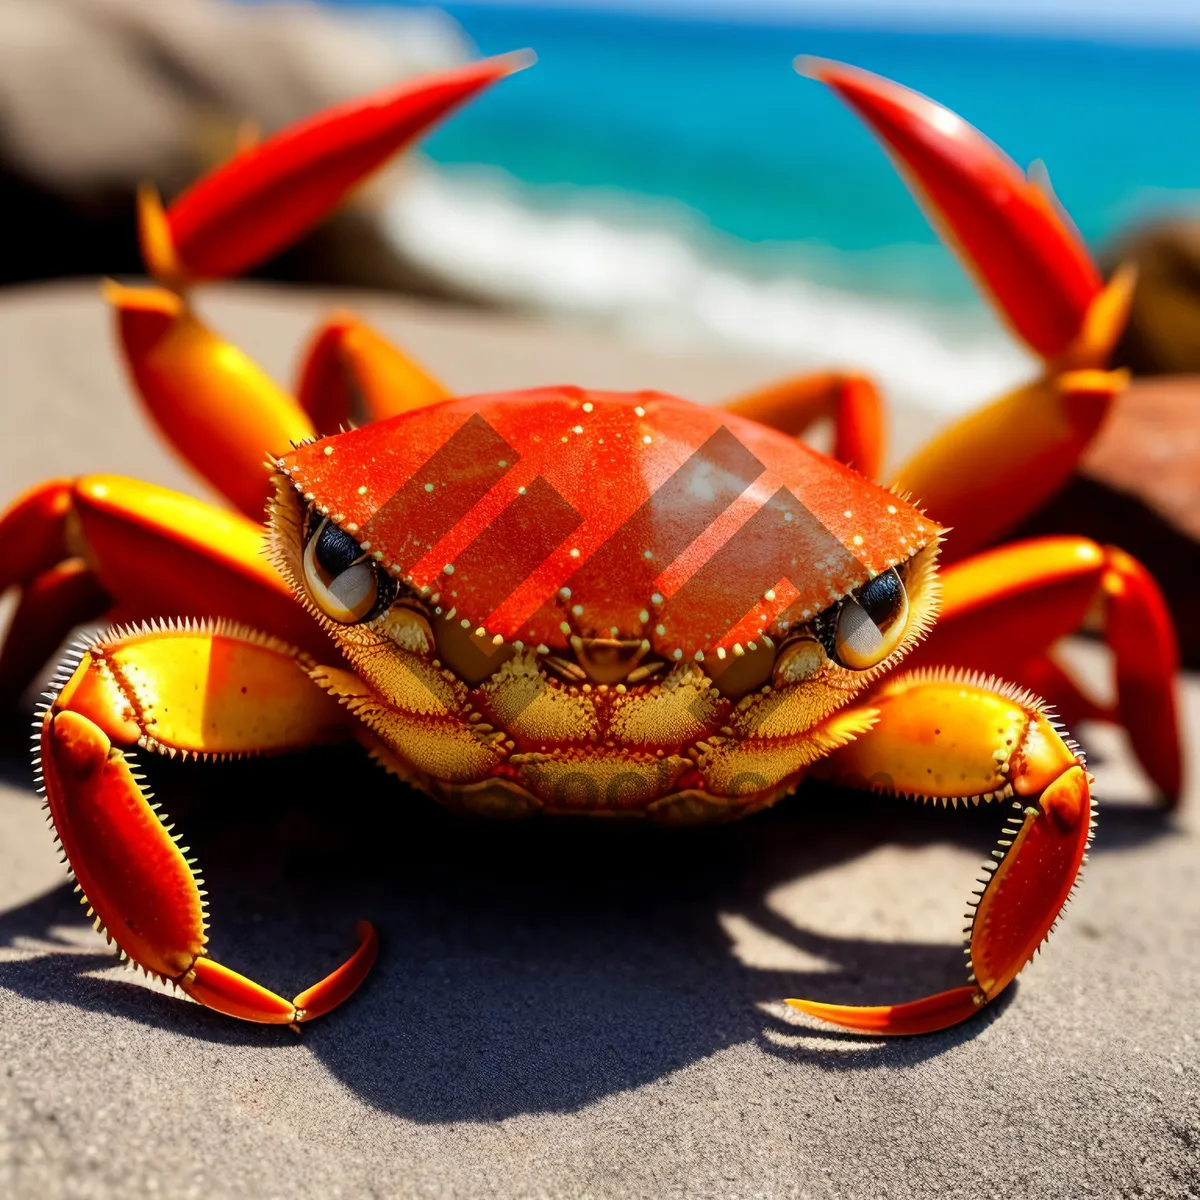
[797,56,1105,362]
[786,985,985,1036]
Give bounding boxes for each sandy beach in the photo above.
[0,281,1196,1199]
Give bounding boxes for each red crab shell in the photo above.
[278,387,936,661]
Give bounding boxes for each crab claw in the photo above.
[140,53,533,288]
[787,986,983,1037]
[790,673,1095,1035]
[37,622,371,1025]
[182,923,378,1024]
[790,766,1093,1036]
[798,57,1118,366]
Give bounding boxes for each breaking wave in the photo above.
[385,164,1035,414]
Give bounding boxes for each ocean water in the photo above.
[327,3,1200,408]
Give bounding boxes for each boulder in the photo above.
[0,0,468,290]
[1104,218,1200,376]
[1019,374,1200,666]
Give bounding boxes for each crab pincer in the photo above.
[789,671,1095,1035]
[800,58,1138,557]
[139,52,533,289]
[797,56,1123,365]
[36,622,375,1024]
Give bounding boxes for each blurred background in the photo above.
[2,0,1198,649]
[4,0,1200,395]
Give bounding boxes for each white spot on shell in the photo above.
[443,564,455,576]
[323,446,333,456]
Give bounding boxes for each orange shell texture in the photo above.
[279,388,935,660]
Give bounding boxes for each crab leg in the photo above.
[907,536,1182,803]
[0,559,110,710]
[719,371,885,480]
[889,368,1127,560]
[800,58,1110,366]
[0,475,328,705]
[37,620,373,1023]
[295,311,450,433]
[802,60,1138,555]
[792,669,1094,1035]
[139,54,530,289]
[107,283,316,520]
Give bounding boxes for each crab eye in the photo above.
[303,517,381,624]
[832,568,909,670]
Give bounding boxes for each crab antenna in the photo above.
[140,51,535,289]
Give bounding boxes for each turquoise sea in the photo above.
[323,3,1200,405]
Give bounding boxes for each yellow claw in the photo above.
[39,623,371,1024]
[793,672,1094,1035]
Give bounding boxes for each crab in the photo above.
[0,54,1182,1035]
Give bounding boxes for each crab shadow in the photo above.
[0,740,1174,1122]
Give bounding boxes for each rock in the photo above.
[0,0,469,290]
[1103,218,1200,376]
[1018,375,1200,666]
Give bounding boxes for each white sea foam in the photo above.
[385,164,1035,413]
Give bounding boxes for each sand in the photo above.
[0,282,1196,1199]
